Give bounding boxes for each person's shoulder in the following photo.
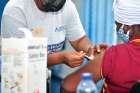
[102,43,128,72]
[66,0,74,4]
[63,0,75,10]
[3,0,25,14]
[110,43,128,49]
[105,43,128,55]
[62,0,77,17]
[67,0,75,7]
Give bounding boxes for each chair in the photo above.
[129,80,140,93]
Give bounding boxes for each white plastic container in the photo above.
[1,28,48,93]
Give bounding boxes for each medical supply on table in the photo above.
[1,28,48,93]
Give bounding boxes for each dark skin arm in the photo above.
[47,36,93,68]
[47,51,85,67]
[47,35,107,68]
[70,36,93,53]
[61,49,105,93]
[70,35,108,57]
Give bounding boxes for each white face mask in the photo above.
[117,25,130,43]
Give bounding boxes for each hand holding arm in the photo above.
[47,51,85,68]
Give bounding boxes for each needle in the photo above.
[84,55,94,60]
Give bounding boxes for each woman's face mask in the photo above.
[42,0,66,12]
[117,25,130,43]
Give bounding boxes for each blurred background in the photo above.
[73,0,116,45]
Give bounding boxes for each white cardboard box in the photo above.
[1,38,47,93]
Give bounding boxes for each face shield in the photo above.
[42,0,66,12]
